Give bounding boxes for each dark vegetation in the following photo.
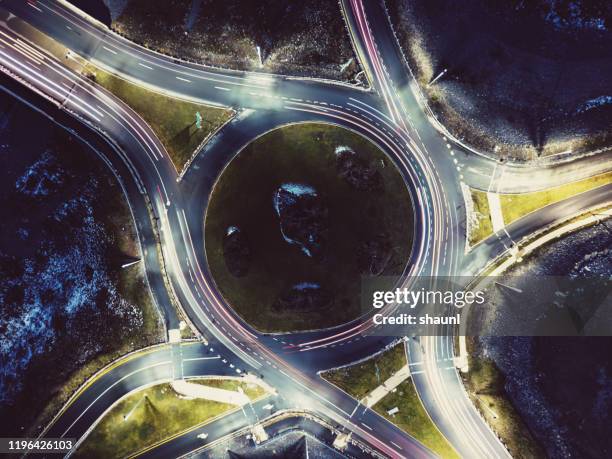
[222,227,251,278]
[388,0,612,161]
[471,221,612,457]
[274,184,329,261]
[0,91,162,435]
[111,0,361,82]
[67,0,111,27]
[205,124,414,331]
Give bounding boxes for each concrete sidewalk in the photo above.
[361,364,410,408]
[487,192,505,232]
[171,380,250,406]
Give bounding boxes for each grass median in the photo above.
[75,378,267,458]
[468,188,494,246]
[500,171,612,225]
[374,379,460,459]
[322,342,459,458]
[8,16,233,173]
[85,66,233,173]
[321,341,406,399]
[466,171,611,246]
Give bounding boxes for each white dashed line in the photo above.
[28,2,43,12]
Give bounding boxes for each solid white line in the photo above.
[183,356,221,362]
[176,76,191,83]
[102,46,117,55]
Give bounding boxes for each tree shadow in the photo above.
[170,123,198,149]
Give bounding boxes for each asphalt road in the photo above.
[0,6,434,457]
[0,0,610,457]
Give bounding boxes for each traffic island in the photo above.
[464,171,612,248]
[321,341,407,400]
[373,379,460,459]
[322,341,459,458]
[463,185,493,247]
[204,123,415,332]
[2,13,234,175]
[75,378,269,458]
[83,65,234,174]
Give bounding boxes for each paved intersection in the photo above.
[0,0,610,457]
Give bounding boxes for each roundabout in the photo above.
[4,0,604,457]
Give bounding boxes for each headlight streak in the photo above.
[339,2,510,457]
[36,0,277,91]
[0,1,513,455]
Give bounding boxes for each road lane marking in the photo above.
[28,2,43,12]
[102,46,117,55]
[183,356,221,362]
[61,360,171,437]
[390,441,403,450]
[361,422,373,431]
[138,62,153,70]
[278,369,350,417]
[214,86,230,91]
[176,76,191,83]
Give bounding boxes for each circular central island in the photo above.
[204,123,415,332]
